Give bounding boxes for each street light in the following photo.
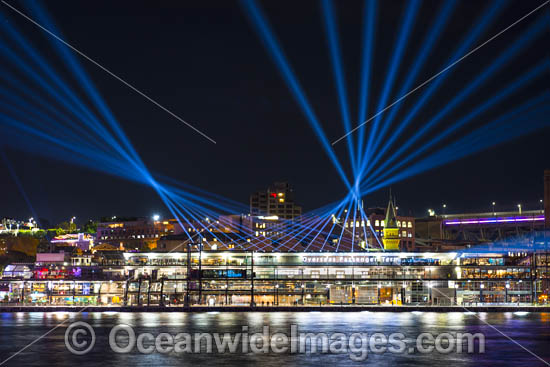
[153,214,160,221]
[540,199,544,213]
[517,204,522,214]
[442,204,447,216]
[492,202,496,216]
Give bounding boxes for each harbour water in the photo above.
[0,312,549,366]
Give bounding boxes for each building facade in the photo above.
[250,182,302,219]
[1,249,548,307]
[96,217,176,250]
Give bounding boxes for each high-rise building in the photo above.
[250,182,302,220]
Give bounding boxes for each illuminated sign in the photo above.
[302,256,439,266]
[226,269,245,278]
[303,256,401,265]
[444,216,544,225]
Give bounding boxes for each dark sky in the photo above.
[0,0,549,225]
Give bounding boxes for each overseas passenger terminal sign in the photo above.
[301,255,440,266]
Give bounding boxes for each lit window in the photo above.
[361,220,365,227]
[345,222,349,228]
[408,221,412,228]
[375,220,379,227]
[402,231,407,237]
[397,221,401,227]
[278,192,284,197]
[279,198,285,203]
[408,233,412,238]
[356,221,360,228]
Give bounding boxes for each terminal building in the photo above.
[0,248,547,307]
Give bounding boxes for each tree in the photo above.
[57,221,76,233]
[81,220,97,234]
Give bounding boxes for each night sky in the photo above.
[0,0,549,225]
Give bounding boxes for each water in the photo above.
[0,312,549,366]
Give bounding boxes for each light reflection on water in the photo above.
[0,312,548,366]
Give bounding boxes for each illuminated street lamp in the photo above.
[517,204,522,214]
[492,202,496,216]
[153,214,160,221]
[540,199,544,213]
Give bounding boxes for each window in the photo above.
[408,221,413,228]
[375,220,379,227]
[397,221,401,227]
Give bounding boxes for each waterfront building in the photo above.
[1,248,548,307]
